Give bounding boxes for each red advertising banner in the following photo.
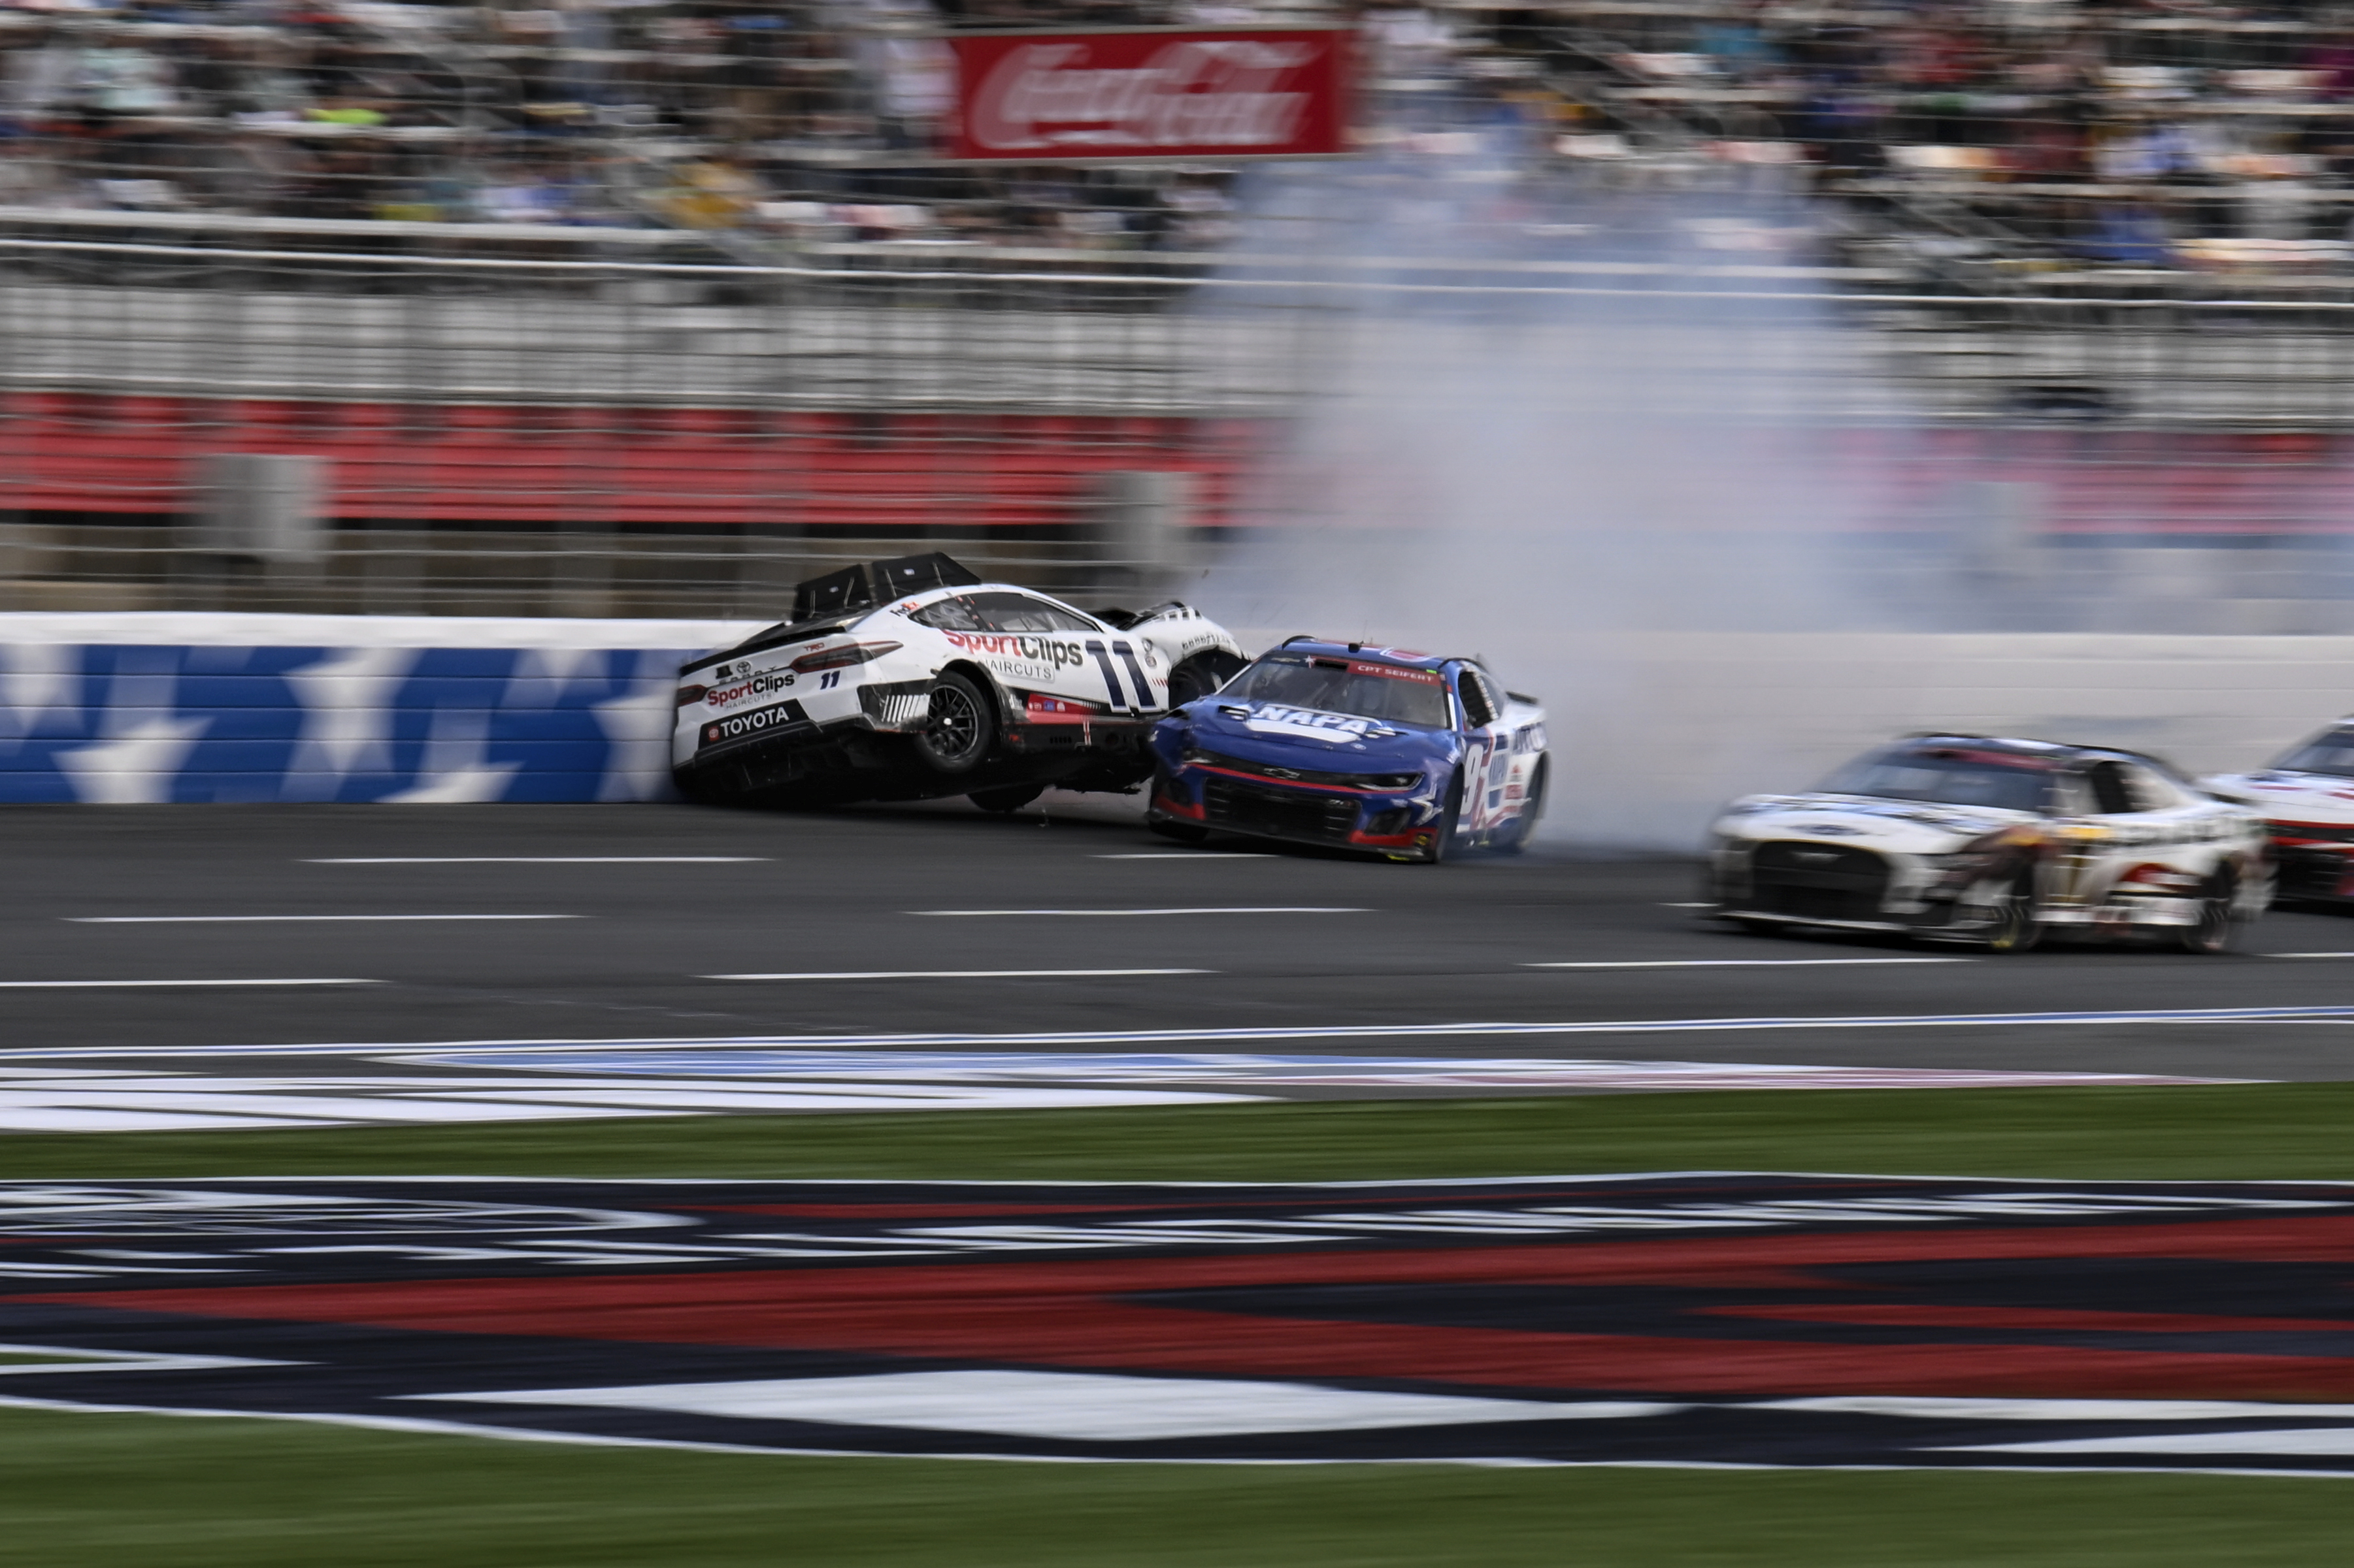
[944,27,1354,163]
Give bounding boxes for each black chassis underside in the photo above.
[677,712,1161,806]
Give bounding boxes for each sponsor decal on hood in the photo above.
[1234,702,1406,745]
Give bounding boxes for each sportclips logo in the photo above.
[941,631,1087,670]
[947,29,1351,161]
[705,670,795,707]
[14,1174,2354,1474]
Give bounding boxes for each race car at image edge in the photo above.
[1707,732,2270,952]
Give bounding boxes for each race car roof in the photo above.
[1274,636,1455,672]
[793,552,983,622]
[1898,732,2181,773]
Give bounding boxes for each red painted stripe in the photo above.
[33,1216,2354,1402]
[1701,1303,2354,1335]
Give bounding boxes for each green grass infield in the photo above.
[5,1084,2352,1567]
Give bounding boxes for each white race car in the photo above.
[1708,734,2271,953]
[672,553,1250,811]
[2205,718,2354,907]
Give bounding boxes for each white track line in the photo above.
[705,969,1212,981]
[0,979,380,989]
[912,907,1365,917]
[1526,959,1970,970]
[1659,902,1715,908]
[67,915,582,924]
[1091,853,1275,860]
[305,857,767,864]
[2266,952,2354,958]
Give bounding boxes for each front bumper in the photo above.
[1152,766,1430,853]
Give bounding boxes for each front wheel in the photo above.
[2177,868,2242,955]
[969,783,1044,814]
[912,672,995,776]
[1980,871,2044,955]
[1412,769,1465,864]
[1488,757,1548,855]
[1165,649,1248,708]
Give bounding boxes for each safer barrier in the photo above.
[0,613,754,804]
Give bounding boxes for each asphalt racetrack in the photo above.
[6,799,2354,1097]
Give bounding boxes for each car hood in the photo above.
[1181,698,1456,766]
[2206,770,2354,822]
[1713,792,2042,854]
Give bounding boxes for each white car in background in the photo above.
[671,553,1249,811]
[2205,718,2354,907]
[1708,733,2271,953]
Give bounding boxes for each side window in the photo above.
[1457,670,1498,729]
[2084,761,2136,815]
[910,596,986,631]
[2121,763,2186,812]
[965,592,1098,633]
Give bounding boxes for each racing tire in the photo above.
[1981,871,2044,955]
[912,672,995,776]
[2176,868,2242,955]
[1148,817,1210,845]
[969,783,1046,814]
[1166,650,1248,708]
[1411,768,1465,865]
[1487,757,1548,856]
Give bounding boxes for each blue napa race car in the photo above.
[1145,638,1550,862]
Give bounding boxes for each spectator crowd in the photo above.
[5,0,2354,271]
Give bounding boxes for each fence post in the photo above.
[192,453,329,569]
[1093,470,1194,599]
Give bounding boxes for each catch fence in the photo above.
[10,235,2354,618]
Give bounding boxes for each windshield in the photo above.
[1224,654,1453,729]
[1815,748,2057,813]
[2276,727,2354,779]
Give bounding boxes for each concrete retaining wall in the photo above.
[5,619,2349,838]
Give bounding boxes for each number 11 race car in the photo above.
[1146,638,1550,862]
[672,553,1249,811]
[1706,734,2270,952]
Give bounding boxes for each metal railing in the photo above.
[10,236,2354,617]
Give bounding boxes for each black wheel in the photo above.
[1412,768,1465,864]
[1149,817,1210,845]
[2177,868,2241,955]
[1166,650,1247,708]
[912,672,995,775]
[969,783,1045,813]
[1488,757,1548,855]
[1981,870,2044,955]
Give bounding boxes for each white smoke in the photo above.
[1201,137,1900,846]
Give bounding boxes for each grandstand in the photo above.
[10,3,2354,623]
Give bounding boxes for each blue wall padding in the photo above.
[0,623,743,804]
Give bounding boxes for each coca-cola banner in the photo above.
[944,27,1355,163]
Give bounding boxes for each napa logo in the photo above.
[1241,704,1390,745]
